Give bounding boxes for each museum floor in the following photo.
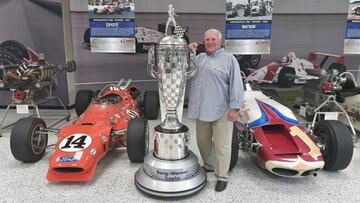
[0,109,359,202]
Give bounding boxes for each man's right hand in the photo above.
[188,42,198,52]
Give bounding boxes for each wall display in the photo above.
[225,0,273,54]
[9,79,159,182]
[88,0,136,53]
[344,0,360,54]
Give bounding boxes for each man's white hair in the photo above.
[205,29,222,40]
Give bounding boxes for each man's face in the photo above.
[204,31,221,55]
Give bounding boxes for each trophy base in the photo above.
[134,150,207,198]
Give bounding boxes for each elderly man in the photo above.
[188,29,244,192]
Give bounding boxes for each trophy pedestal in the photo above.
[134,150,206,198]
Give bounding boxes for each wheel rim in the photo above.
[251,55,260,66]
[31,124,47,155]
[315,130,329,159]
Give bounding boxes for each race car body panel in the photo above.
[47,87,141,182]
[236,89,324,177]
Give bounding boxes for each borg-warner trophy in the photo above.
[134,5,206,198]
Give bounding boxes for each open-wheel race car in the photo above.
[93,4,131,15]
[229,81,354,177]
[246,52,345,87]
[10,79,160,182]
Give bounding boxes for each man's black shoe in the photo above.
[215,181,227,192]
[201,165,214,173]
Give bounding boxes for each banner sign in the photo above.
[344,0,360,54]
[225,0,273,54]
[88,0,135,53]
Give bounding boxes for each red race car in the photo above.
[10,79,159,182]
[229,83,353,177]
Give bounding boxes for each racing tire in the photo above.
[75,90,94,116]
[277,67,295,88]
[10,117,47,162]
[0,50,22,81]
[314,120,353,171]
[0,40,30,61]
[143,90,160,119]
[229,124,240,171]
[0,50,22,64]
[328,63,346,74]
[127,118,148,162]
[356,9,360,15]
[83,28,90,44]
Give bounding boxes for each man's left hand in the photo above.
[227,109,239,121]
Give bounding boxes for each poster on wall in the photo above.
[344,0,360,54]
[88,0,135,53]
[225,0,273,54]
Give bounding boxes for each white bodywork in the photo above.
[243,85,298,126]
[247,52,315,84]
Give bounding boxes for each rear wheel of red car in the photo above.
[10,117,48,162]
[75,90,94,116]
[277,67,295,88]
[143,90,160,119]
[127,118,148,162]
[314,120,353,171]
[229,124,240,170]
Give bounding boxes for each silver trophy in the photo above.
[134,5,206,198]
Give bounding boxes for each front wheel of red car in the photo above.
[127,118,148,162]
[229,124,240,171]
[314,120,353,171]
[10,117,48,162]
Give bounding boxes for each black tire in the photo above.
[93,8,98,14]
[143,90,160,119]
[277,67,295,88]
[75,90,94,116]
[10,117,47,162]
[0,50,22,64]
[229,124,240,170]
[314,120,353,171]
[328,63,346,74]
[83,28,90,44]
[0,50,21,81]
[356,9,360,15]
[127,118,148,162]
[0,40,30,61]
[249,55,261,67]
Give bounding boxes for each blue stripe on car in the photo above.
[263,103,300,125]
[248,102,269,128]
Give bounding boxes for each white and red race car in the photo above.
[246,52,345,87]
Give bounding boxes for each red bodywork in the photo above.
[308,52,344,69]
[235,100,324,177]
[47,87,141,182]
